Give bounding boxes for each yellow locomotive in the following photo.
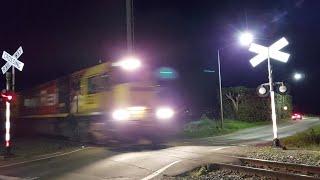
[17,57,176,142]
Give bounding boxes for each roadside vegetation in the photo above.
[0,137,83,164]
[182,86,293,138]
[282,124,320,150]
[183,115,268,138]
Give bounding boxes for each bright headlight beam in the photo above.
[156,107,174,120]
[112,56,142,71]
[112,109,129,121]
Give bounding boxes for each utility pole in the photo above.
[126,0,134,54]
[217,49,224,129]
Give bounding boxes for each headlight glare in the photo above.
[112,109,129,121]
[156,107,174,120]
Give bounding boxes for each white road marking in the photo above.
[34,151,63,158]
[141,160,181,180]
[0,175,22,180]
[211,147,228,151]
[0,175,39,180]
[141,146,228,180]
[0,147,90,168]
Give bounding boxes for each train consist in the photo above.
[15,59,176,143]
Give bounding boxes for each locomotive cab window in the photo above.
[88,74,111,94]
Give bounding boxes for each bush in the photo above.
[282,126,320,149]
[183,117,267,138]
[221,87,292,122]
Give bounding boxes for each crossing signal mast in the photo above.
[249,37,290,147]
[1,91,13,148]
[1,46,24,156]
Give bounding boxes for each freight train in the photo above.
[14,58,177,143]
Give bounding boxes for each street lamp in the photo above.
[293,72,303,81]
[217,31,254,128]
[239,32,254,46]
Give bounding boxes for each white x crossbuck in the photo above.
[249,37,290,67]
[1,46,24,74]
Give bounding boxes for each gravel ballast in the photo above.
[230,146,320,166]
[164,168,271,180]
[165,145,320,179]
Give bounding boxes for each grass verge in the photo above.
[282,125,320,150]
[183,118,268,138]
[0,137,83,163]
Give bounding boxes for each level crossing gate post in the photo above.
[1,47,24,156]
[248,37,290,148]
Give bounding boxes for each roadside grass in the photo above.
[183,118,268,138]
[0,137,83,160]
[282,125,320,150]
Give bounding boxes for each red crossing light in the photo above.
[1,92,13,102]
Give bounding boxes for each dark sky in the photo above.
[0,0,319,114]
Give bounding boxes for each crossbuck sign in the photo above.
[248,37,290,145]
[1,47,24,74]
[249,37,290,67]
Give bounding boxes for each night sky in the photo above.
[0,0,318,114]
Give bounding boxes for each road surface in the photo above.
[0,117,318,180]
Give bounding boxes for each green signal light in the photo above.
[157,67,177,79]
[160,71,173,74]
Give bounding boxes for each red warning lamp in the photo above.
[1,92,13,102]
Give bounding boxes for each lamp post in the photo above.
[293,72,304,81]
[217,49,223,128]
[216,31,254,129]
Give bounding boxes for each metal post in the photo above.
[267,48,280,147]
[12,67,15,92]
[217,49,224,128]
[5,72,11,155]
[6,72,11,91]
[126,0,133,54]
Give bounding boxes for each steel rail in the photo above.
[237,156,320,176]
[211,163,318,180]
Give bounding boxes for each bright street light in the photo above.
[216,31,254,129]
[293,72,303,81]
[239,32,254,46]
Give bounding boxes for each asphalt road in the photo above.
[0,117,319,180]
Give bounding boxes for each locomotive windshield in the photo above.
[111,67,152,84]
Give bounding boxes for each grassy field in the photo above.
[183,118,268,138]
[282,125,320,150]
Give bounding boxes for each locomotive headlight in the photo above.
[119,57,141,71]
[156,107,174,120]
[112,109,129,121]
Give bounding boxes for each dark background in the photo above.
[0,0,318,114]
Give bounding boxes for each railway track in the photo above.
[207,156,320,180]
